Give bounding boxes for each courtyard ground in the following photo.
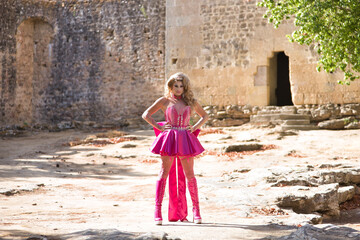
[1,124,360,239]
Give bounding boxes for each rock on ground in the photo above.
[277,224,360,240]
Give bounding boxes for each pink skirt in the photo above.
[151,124,204,157]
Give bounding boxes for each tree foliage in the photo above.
[258,0,360,85]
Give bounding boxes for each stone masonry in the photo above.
[0,0,165,129]
[1,0,360,130]
[166,0,360,107]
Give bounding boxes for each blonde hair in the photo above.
[165,72,196,107]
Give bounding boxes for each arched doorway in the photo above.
[15,18,54,124]
[269,51,293,106]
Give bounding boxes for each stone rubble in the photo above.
[222,163,360,223]
[2,103,360,132]
[277,224,360,240]
[204,104,360,130]
[318,117,355,130]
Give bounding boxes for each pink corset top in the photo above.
[166,105,191,128]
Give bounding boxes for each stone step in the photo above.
[250,114,310,123]
[283,119,311,125]
[281,124,319,131]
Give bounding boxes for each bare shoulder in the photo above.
[156,96,170,105]
[152,97,171,111]
[158,96,168,102]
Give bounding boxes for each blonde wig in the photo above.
[165,72,196,107]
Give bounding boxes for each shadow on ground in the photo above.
[2,223,360,239]
[259,224,360,240]
[0,130,154,181]
[0,225,295,240]
[0,229,142,240]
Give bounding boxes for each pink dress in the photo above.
[150,104,204,222]
[150,105,204,156]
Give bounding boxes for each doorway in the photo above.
[269,52,292,106]
[15,18,54,124]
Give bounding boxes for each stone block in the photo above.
[345,121,360,129]
[254,66,268,86]
[212,118,249,127]
[224,143,262,152]
[303,93,318,104]
[292,93,304,105]
[215,111,230,119]
[318,118,353,130]
[276,183,340,216]
[176,58,198,69]
[338,186,355,204]
[311,109,332,122]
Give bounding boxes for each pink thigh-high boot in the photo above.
[155,178,167,225]
[187,177,202,224]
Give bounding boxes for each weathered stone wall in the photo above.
[203,103,360,129]
[2,0,360,130]
[166,0,360,107]
[0,0,165,129]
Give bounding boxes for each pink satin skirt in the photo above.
[150,128,204,157]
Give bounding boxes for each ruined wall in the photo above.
[3,0,360,130]
[0,0,165,129]
[166,0,360,107]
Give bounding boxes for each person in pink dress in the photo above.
[142,72,209,225]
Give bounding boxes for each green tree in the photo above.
[258,0,360,85]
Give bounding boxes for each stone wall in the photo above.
[166,0,360,107]
[204,103,360,129]
[0,0,165,129]
[2,0,360,131]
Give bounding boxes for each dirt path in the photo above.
[1,125,360,239]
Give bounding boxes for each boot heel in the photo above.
[155,205,163,225]
[193,207,202,224]
[154,178,167,225]
[188,177,202,224]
